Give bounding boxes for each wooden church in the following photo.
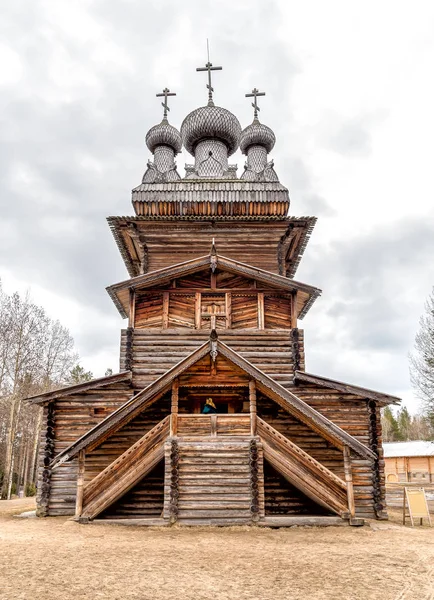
[27,61,400,526]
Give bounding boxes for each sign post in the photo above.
[403,487,432,526]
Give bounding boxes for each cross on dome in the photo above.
[156,88,176,120]
[196,42,222,107]
[245,88,266,119]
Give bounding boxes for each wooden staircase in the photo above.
[257,417,349,517]
[163,438,264,526]
[80,416,170,520]
[78,414,350,525]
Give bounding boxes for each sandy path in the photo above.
[1,499,434,600]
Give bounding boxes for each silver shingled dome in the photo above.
[181,105,242,156]
[239,119,276,154]
[146,119,182,155]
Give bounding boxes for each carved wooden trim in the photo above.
[169,439,179,524]
[37,402,55,517]
[249,439,260,522]
[368,400,386,518]
[290,328,301,375]
[124,327,133,372]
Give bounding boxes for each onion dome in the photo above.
[240,118,276,155]
[146,118,182,155]
[181,105,242,157]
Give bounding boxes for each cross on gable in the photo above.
[156,88,176,119]
[245,88,266,119]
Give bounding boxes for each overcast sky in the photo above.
[1,0,434,412]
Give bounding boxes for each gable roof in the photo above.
[106,250,321,320]
[294,371,401,406]
[25,371,133,405]
[383,441,434,458]
[51,334,374,468]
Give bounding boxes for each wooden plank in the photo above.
[225,292,232,329]
[129,288,136,328]
[195,292,201,329]
[75,450,85,517]
[162,292,169,329]
[258,292,264,330]
[343,445,355,517]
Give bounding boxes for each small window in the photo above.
[93,407,105,417]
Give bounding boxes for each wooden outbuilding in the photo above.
[26,69,400,526]
[384,442,434,483]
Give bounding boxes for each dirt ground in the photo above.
[1,499,434,600]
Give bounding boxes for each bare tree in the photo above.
[410,287,434,422]
[0,283,79,499]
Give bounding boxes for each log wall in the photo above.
[289,383,382,519]
[120,329,302,390]
[37,383,133,516]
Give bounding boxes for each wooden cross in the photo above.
[196,42,222,105]
[156,88,176,119]
[245,88,266,119]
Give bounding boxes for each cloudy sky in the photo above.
[1,0,434,412]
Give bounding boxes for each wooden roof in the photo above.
[26,371,132,405]
[106,251,321,320]
[51,334,374,468]
[107,215,317,279]
[294,371,401,406]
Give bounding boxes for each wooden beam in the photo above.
[343,445,355,518]
[75,450,85,518]
[225,292,232,329]
[257,292,264,330]
[211,271,217,289]
[162,291,169,329]
[170,379,179,436]
[128,288,136,328]
[291,291,298,328]
[249,380,257,436]
[195,292,201,329]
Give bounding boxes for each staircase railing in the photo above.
[257,417,349,517]
[80,415,170,520]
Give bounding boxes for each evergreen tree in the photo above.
[381,406,402,442]
[397,407,412,441]
[68,365,93,385]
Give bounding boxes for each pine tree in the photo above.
[381,406,402,442]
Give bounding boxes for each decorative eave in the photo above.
[294,371,401,406]
[51,334,374,468]
[106,251,321,320]
[107,215,316,280]
[25,371,133,405]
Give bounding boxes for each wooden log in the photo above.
[343,445,355,518]
[195,292,201,329]
[75,450,85,518]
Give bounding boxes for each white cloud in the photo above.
[1,0,433,413]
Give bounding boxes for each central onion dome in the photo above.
[181,105,242,156]
[239,118,276,155]
[146,118,182,155]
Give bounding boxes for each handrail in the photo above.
[83,415,170,508]
[257,417,346,490]
[257,417,348,516]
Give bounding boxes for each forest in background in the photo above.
[0,282,94,499]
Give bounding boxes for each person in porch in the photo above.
[203,398,217,414]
